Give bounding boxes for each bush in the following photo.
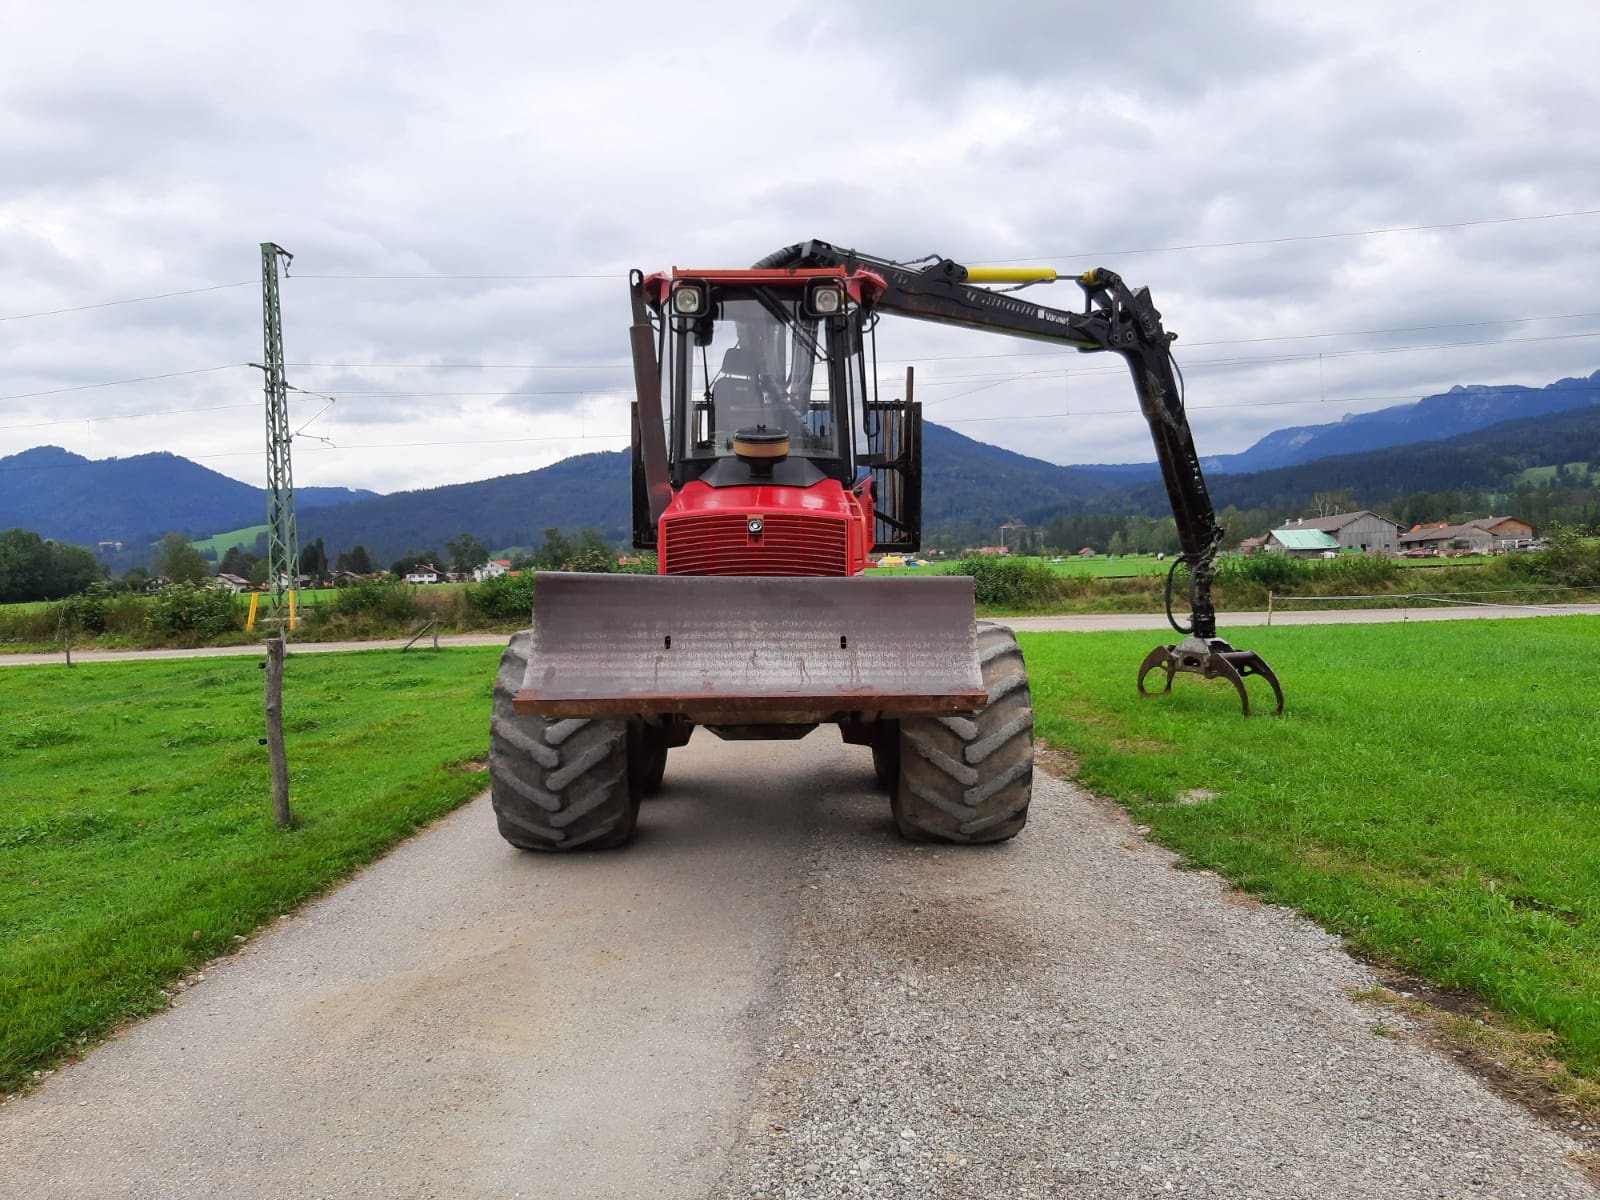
[54,582,114,634]
[1214,553,1309,591]
[1503,526,1600,589]
[1313,554,1402,593]
[941,555,1064,609]
[146,583,242,638]
[466,572,537,621]
[565,547,615,573]
[327,580,425,622]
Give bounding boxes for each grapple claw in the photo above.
[1136,636,1284,716]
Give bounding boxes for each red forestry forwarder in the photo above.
[488,240,1282,852]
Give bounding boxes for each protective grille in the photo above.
[663,512,849,576]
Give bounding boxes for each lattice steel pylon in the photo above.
[260,242,299,630]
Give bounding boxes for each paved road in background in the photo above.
[0,738,1589,1198]
[3,600,1595,667]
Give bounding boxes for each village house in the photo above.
[1396,516,1533,555]
[1276,511,1401,553]
[1265,528,1342,558]
[213,573,252,593]
[472,558,512,582]
[1466,516,1535,549]
[1398,523,1494,555]
[404,564,445,585]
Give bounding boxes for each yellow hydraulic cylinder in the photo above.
[964,266,1058,284]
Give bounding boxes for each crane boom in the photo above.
[749,240,1282,714]
[752,239,1223,638]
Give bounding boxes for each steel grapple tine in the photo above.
[1136,637,1284,716]
[1136,645,1176,697]
[1227,650,1285,716]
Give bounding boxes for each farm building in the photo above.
[1398,523,1495,554]
[1277,511,1401,553]
[1266,528,1341,558]
[1466,516,1535,549]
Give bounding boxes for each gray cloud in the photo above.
[2,0,1598,494]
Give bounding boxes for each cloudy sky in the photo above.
[4,1,1599,495]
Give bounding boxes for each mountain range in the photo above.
[0,447,377,546]
[3,367,1596,562]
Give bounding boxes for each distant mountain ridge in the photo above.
[294,424,1143,564]
[1119,404,1600,515]
[0,447,377,546]
[1198,369,1600,474]
[5,366,1598,560]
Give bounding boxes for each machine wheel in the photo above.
[489,631,639,851]
[893,622,1033,844]
[628,719,670,799]
[870,721,900,792]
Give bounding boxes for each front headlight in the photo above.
[672,282,707,315]
[805,282,843,317]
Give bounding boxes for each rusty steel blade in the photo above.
[515,572,986,719]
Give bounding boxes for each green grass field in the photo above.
[1517,463,1594,485]
[191,524,269,556]
[1023,616,1600,1081]
[0,646,499,1094]
[6,619,1600,1097]
[877,553,1172,578]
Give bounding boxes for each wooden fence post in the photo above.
[264,637,294,828]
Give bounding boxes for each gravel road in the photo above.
[3,602,1595,667]
[1,737,1591,1198]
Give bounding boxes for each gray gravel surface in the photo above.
[0,735,1590,1198]
[4,603,1595,666]
[709,770,1595,1199]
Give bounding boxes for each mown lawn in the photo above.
[876,553,1172,579]
[1023,616,1600,1080]
[8,619,1600,1098]
[0,645,502,1094]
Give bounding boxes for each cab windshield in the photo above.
[674,290,843,461]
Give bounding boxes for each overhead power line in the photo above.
[979,205,1600,263]
[0,364,244,404]
[0,401,259,432]
[0,282,258,323]
[279,309,1600,372]
[8,203,1597,330]
[292,272,620,281]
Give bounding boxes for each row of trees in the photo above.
[0,529,106,603]
[973,478,1600,560]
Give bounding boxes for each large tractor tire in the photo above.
[893,622,1033,843]
[870,721,901,792]
[627,719,670,799]
[489,631,639,851]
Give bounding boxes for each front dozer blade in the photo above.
[515,572,987,721]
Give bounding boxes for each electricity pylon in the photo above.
[260,242,299,629]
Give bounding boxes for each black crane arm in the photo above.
[754,239,1223,638]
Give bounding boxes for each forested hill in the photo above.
[297,450,634,564]
[0,447,376,545]
[1121,404,1600,515]
[294,423,1145,564]
[8,376,1599,566]
[1198,368,1600,474]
